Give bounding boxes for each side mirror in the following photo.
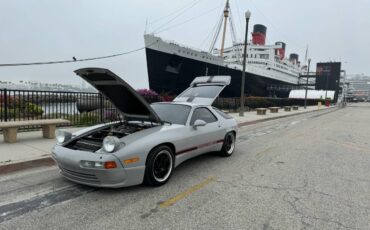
[193,119,207,128]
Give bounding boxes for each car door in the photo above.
[184,107,224,158]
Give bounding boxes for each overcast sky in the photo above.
[0,0,369,89]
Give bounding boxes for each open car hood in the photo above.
[74,68,162,123]
[173,76,231,105]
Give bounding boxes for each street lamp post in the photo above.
[342,70,347,107]
[239,10,251,117]
[335,79,339,103]
[304,58,311,109]
[324,73,329,100]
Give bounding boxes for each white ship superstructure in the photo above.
[215,42,302,83]
[144,0,307,97]
[145,34,302,85]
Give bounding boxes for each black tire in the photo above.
[144,145,174,186]
[220,132,236,157]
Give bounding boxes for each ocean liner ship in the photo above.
[144,1,306,98]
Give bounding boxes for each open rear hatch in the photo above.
[74,68,162,123]
[173,76,231,105]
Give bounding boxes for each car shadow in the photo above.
[95,151,228,194]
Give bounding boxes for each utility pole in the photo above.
[239,10,251,116]
[304,58,311,109]
[325,73,329,100]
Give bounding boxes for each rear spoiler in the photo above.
[173,75,231,105]
[190,76,231,87]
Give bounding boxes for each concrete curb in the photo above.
[0,157,55,175]
[238,107,337,127]
[0,106,337,176]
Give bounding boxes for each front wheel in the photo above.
[220,132,236,157]
[144,145,174,186]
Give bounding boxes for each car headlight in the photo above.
[55,130,72,144]
[80,160,104,169]
[103,136,122,153]
[80,160,117,169]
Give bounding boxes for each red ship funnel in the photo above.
[252,24,267,45]
[275,42,286,60]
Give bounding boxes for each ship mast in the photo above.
[220,0,230,57]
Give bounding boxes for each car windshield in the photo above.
[151,103,191,125]
[179,85,223,98]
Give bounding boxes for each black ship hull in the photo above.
[145,48,293,98]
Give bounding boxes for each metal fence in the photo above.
[0,88,326,131]
[214,97,242,112]
[0,89,120,129]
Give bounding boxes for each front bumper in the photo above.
[52,145,145,188]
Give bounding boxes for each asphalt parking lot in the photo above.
[1,104,370,229]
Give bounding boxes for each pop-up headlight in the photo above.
[102,136,121,153]
[55,130,72,144]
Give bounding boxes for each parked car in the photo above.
[52,68,238,188]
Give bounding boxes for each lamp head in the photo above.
[245,11,251,19]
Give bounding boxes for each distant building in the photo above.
[347,74,370,101]
[0,81,96,92]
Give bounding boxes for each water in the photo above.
[41,102,80,115]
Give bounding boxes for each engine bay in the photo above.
[65,122,155,152]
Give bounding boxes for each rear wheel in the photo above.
[144,145,174,186]
[220,132,235,157]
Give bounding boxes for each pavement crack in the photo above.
[244,181,308,193]
[283,191,356,230]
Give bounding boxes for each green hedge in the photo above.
[0,107,20,119]
[0,102,43,119]
[25,103,43,116]
[65,113,100,126]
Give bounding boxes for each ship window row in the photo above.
[203,56,216,61]
[243,54,265,59]
[177,49,218,61]
[178,49,200,57]
[274,64,288,70]
[248,61,268,65]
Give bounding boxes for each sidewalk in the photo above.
[0,105,332,174]
[232,105,330,126]
[0,127,81,164]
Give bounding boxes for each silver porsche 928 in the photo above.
[52,68,238,188]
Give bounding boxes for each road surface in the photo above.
[1,104,369,229]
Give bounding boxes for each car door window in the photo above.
[190,108,218,125]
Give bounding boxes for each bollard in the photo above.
[256,108,267,115]
[269,107,279,113]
